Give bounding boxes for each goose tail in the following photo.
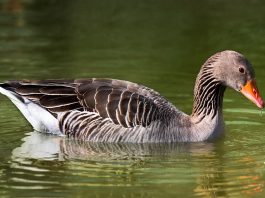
[0,83,62,135]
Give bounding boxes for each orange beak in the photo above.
[240,80,264,108]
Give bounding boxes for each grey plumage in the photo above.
[1,78,179,142]
[0,50,263,142]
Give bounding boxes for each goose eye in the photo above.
[239,67,245,74]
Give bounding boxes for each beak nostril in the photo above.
[253,89,257,97]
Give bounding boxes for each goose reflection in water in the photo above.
[9,131,264,197]
[12,131,217,161]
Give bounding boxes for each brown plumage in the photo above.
[3,78,173,128]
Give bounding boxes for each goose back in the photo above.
[2,79,179,131]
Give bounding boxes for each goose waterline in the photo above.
[0,50,263,142]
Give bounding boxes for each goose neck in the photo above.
[191,69,226,122]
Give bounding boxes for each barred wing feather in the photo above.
[5,78,177,128]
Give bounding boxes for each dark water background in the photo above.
[0,0,265,197]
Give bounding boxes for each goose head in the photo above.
[210,50,264,108]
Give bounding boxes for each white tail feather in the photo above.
[0,87,62,135]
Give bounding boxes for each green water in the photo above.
[0,0,265,197]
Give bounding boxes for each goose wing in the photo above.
[4,78,178,128]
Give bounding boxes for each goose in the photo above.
[0,50,263,143]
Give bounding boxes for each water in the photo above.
[0,0,265,197]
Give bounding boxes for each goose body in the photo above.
[0,50,263,142]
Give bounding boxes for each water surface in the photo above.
[0,0,265,197]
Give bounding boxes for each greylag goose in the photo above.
[0,50,263,142]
